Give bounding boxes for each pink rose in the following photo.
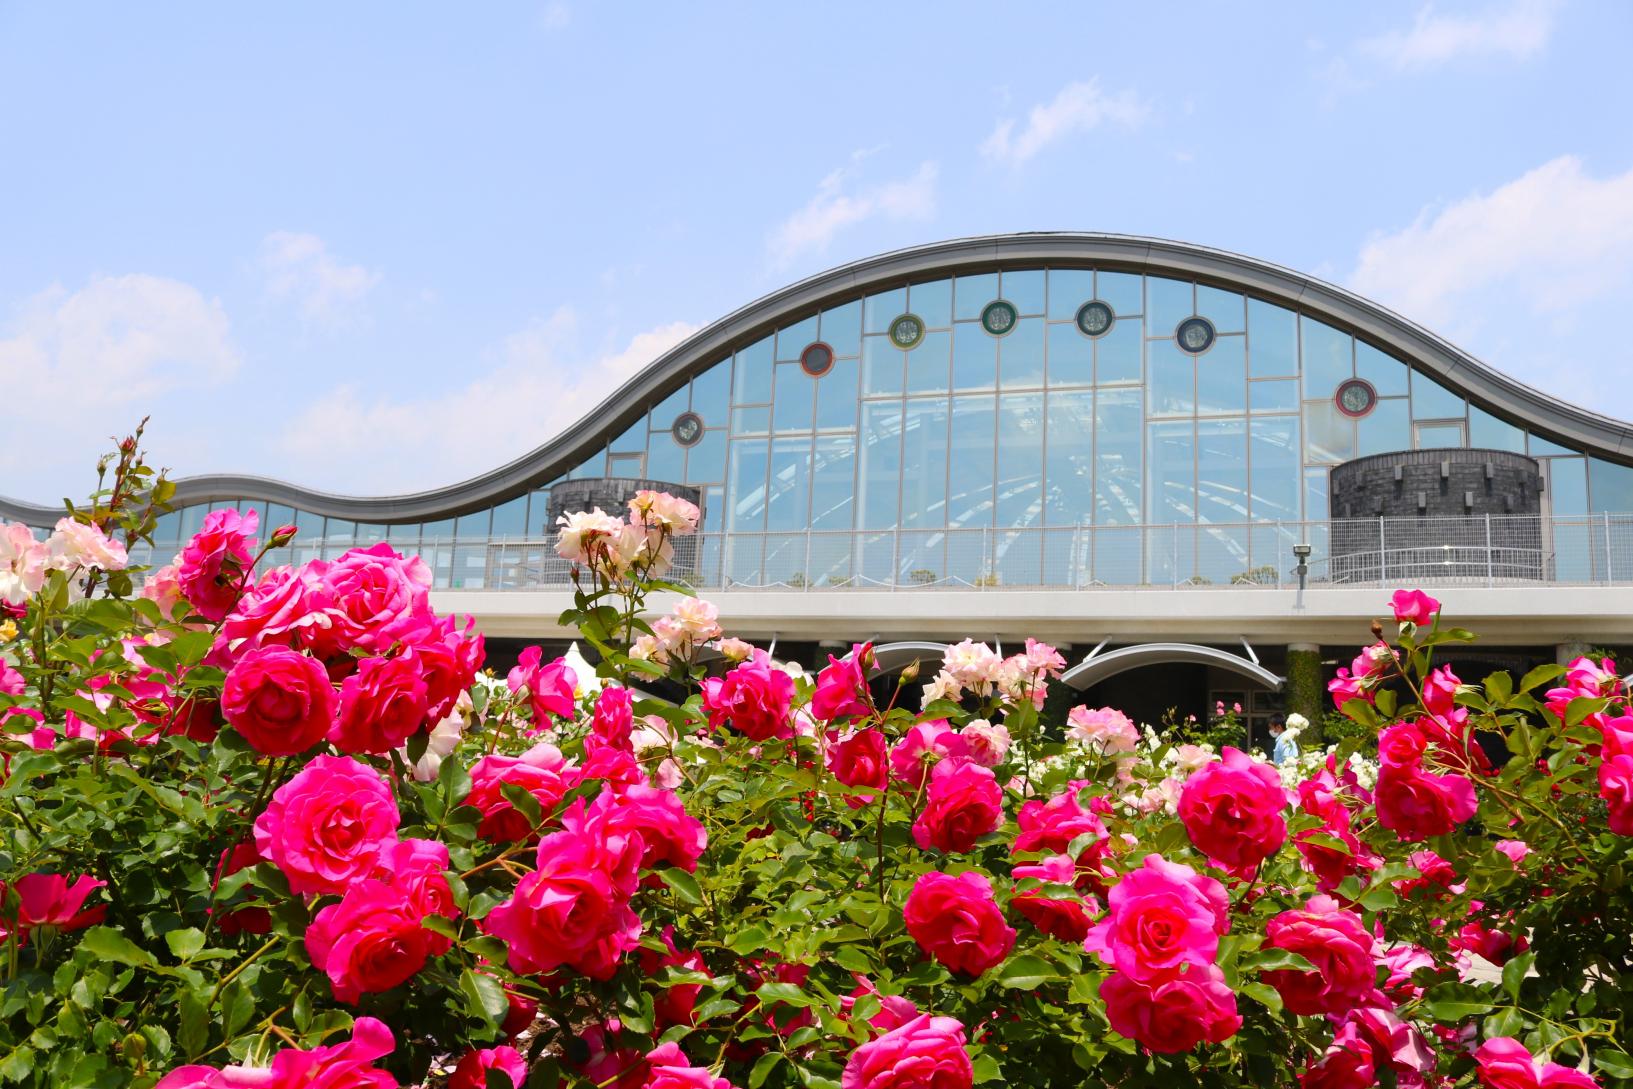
[1013,785,1108,857]
[507,645,578,728]
[253,755,400,895]
[1378,722,1428,767]
[214,564,329,661]
[700,650,794,741]
[306,879,434,1003]
[888,720,968,789]
[309,542,434,656]
[593,784,707,874]
[912,759,1002,854]
[842,1013,972,1089]
[3,873,106,939]
[1600,754,1633,835]
[402,613,485,721]
[1177,746,1288,873]
[221,646,336,756]
[841,976,921,1035]
[902,871,1015,977]
[1476,1036,1599,1089]
[1011,853,1092,943]
[1300,1018,1376,1089]
[827,727,889,808]
[330,653,429,754]
[178,508,259,621]
[468,742,581,842]
[1065,705,1139,754]
[1391,589,1441,627]
[812,642,873,723]
[1260,897,1380,1016]
[958,720,1010,767]
[593,685,635,750]
[1375,763,1477,841]
[1100,963,1241,1053]
[157,1016,397,1089]
[1084,853,1228,980]
[450,1046,527,1089]
[377,837,457,952]
[642,1042,732,1089]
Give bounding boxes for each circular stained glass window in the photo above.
[1335,378,1377,419]
[980,300,1018,337]
[799,341,835,377]
[671,411,705,447]
[888,313,925,351]
[1175,316,1216,354]
[1075,300,1115,338]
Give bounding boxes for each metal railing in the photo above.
[128,513,1633,593]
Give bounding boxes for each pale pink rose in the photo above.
[671,597,723,642]
[1066,705,1139,754]
[556,508,626,564]
[0,522,48,604]
[46,517,128,573]
[1171,744,1217,773]
[1493,840,1531,867]
[628,491,701,536]
[958,719,1010,766]
[941,639,1004,694]
[713,636,754,662]
[140,561,188,620]
[920,669,962,706]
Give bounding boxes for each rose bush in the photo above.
[2,432,1633,1088]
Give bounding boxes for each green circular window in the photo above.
[1075,300,1115,338]
[980,300,1018,337]
[888,314,925,351]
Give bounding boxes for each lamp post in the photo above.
[1292,542,1311,609]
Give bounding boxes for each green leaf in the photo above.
[996,953,1060,989]
[77,927,156,968]
[1241,981,1283,1014]
[177,988,209,1059]
[727,925,769,955]
[164,928,206,962]
[1420,982,1496,1022]
[749,1052,783,1089]
[661,868,703,907]
[1594,1052,1633,1079]
[755,981,812,1007]
[460,969,510,1026]
[498,782,543,829]
[1518,663,1565,693]
[1502,952,1535,1003]
[1243,948,1316,973]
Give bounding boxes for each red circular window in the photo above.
[1335,378,1377,418]
[800,341,835,377]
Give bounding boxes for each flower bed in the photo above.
[1,433,1631,1088]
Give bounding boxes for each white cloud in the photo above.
[766,156,938,269]
[980,79,1148,167]
[1359,0,1558,70]
[259,230,380,324]
[278,312,700,493]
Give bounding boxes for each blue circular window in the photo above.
[980,300,1018,337]
[1075,300,1115,338]
[1175,316,1216,354]
[888,314,925,350]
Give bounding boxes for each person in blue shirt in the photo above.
[1270,715,1299,765]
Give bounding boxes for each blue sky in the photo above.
[2,1,1631,501]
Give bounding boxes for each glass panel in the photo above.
[1549,457,1589,515]
[908,279,952,328]
[1304,399,1356,462]
[649,385,689,431]
[820,299,863,357]
[529,490,552,535]
[1146,276,1193,334]
[1091,526,1141,585]
[859,403,902,530]
[1047,269,1093,320]
[862,336,904,396]
[1195,336,1246,415]
[996,393,1045,528]
[608,452,644,477]
[727,439,769,532]
[1045,390,1094,526]
[1357,398,1411,456]
[1247,298,1297,377]
[995,529,1042,586]
[1096,271,1143,316]
[906,330,951,394]
[421,518,454,545]
[815,357,860,430]
[685,429,727,484]
[1355,342,1408,396]
[1249,379,1298,413]
[1046,322,1092,387]
[766,437,811,532]
[732,336,773,404]
[952,321,997,390]
[1250,416,1301,522]
[1529,433,1575,457]
[1196,285,1245,334]
[863,287,907,334]
[1147,339,1194,417]
[265,504,296,537]
[1469,406,1525,453]
[609,420,646,453]
[998,317,1046,389]
[690,360,731,423]
[901,399,949,528]
[646,433,684,482]
[178,504,206,539]
[568,452,606,479]
[810,435,856,531]
[1590,458,1633,513]
[954,273,998,321]
[1195,418,1248,524]
[1095,319,1142,384]
[387,522,419,545]
[1148,422,1195,526]
[732,406,770,433]
[948,396,996,528]
[1000,269,1046,315]
[1410,370,1465,419]
[1300,317,1352,398]
[1196,525,1248,584]
[772,362,815,431]
[453,511,488,540]
[775,314,819,360]
[491,495,527,538]
[1415,421,1464,449]
[1095,389,1143,525]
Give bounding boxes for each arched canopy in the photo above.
[1061,643,1283,691]
[868,641,948,677]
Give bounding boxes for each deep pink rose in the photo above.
[216,564,331,662]
[889,720,968,790]
[507,645,578,728]
[404,613,485,721]
[639,927,708,1030]
[1600,754,1633,835]
[450,1046,527,1089]
[1476,1036,1599,1089]
[1375,763,1477,841]
[902,871,1015,977]
[330,653,429,754]
[593,685,635,750]
[482,799,643,978]
[253,754,399,895]
[1013,784,1108,857]
[1261,896,1381,1016]
[221,645,335,756]
[1328,668,1372,710]
[827,727,889,808]
[4,873,106,940]
[842,1013,971,1089]
[812,642,873,723]
[582,735,645,787]
[700,650,794,741]
[1378,721,1428,768]
[178,508,259,621]
[912,759,1002,853]
[1177,746,1287,873]
[306,879,434,1003]
[1011,853,1092,943]
[377,837,457,953]
[593,784,707,873]
[157,1016,398,1089]
[309,542,434,656]
[1391,589,1441,627]
[842,976,921,1036]
[1084,853,1228,980]
[642,1042,733,1089]
[1300,1017,1376,1089]
[1100,963,1241,1053]
[468,742,581,842]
